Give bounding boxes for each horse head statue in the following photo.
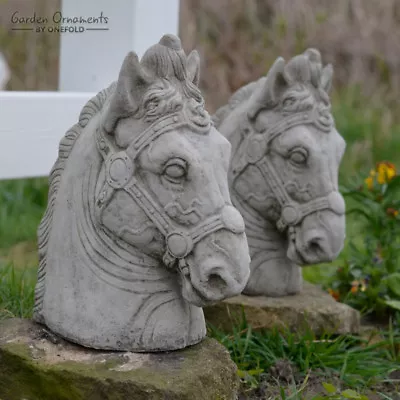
[33,34,250,351]
[213,49,346,297]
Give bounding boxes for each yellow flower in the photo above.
[360,280,367,292]
[365,169,377,190]
[387,208,399,217]
[365,162,396,190]
[365,175,374,190]
[350,279,367,294]
[376,161,396,184]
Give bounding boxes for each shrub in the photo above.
[327,162,400,318]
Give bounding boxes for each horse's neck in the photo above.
[231,188,302,296]
[230,190,287,257]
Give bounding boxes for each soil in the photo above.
[238,359,400,400]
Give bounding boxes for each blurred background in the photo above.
[0,0,399,301]
[1,0,400,172]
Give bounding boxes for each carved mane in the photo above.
[213,48,332,128]
[34,83,116,320]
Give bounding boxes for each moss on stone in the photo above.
[204,282,360,335]
[0,318,238,400]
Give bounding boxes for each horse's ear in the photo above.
[103,51,151,133]
[248,57,287,120]
[186,50,200,86]
[320,64,333,93]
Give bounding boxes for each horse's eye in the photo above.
[147,101,158,111]
[165,165,185,178]
[283,98,296,108]
[163,161,187,183]
[289,149,308,165]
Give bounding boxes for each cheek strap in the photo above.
[231,107,343,231]
[95,112,245,270]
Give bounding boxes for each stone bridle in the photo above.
[229,101,346,235]
[95,100,246,276]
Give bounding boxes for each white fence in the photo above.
[0,0,179,180]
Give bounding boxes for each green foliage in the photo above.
[313,385,369,400]
[331,87,400,177]
[327,165,400,318]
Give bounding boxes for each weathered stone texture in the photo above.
[205,282,360,335]
[0,318,239,400]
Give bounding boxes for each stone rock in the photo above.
[0,318,239,400]
[213,48,347,297]
[204,282,360,335]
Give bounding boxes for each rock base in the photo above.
[0,318,239,400]
[204,282,360,335]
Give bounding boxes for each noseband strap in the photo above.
[96,111,245,268]
[231,106,344,232]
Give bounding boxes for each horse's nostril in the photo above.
[309,240,321,252]
[305,238,326,258]
[207,273,227,292]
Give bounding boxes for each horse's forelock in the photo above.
[141,36,187,82]
[283,53,330,104]
[140,45,203,105]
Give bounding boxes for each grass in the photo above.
[217,323,400,383]
[0,263,36,320]
[0,177,47,249]
[208,318,400,398]
[0,178,45,319]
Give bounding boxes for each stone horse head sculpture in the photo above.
[33,34,250,351]
[213,49,346,297]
